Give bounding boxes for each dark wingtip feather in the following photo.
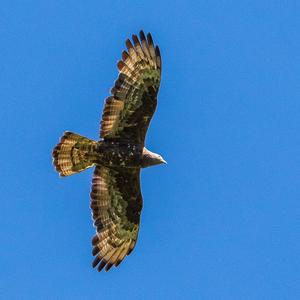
[105,263,114,271]
[92,256,101,268]
[52,149,58,157]
[155,46,160,57]
[92,235,99,245]
[92,246,99,256]
[117,60,125,71]
[63,131,73,137]
[97,260,107,272]
[147,33,154,46]
[132,34,139,45]
[125,39,134,51]
[139,30,146,42]
[122,50,129,61]
[115,259,123,267]
[105,96,114,105]
[155,46,162,69]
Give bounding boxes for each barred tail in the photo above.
[52,131,98,176]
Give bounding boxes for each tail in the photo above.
[52,131,98,176]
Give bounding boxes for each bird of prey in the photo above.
[52,31,165,272]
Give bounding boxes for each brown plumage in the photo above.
[101,31,161,144]
[52,31,165,272]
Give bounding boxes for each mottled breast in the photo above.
[97,141,143,168]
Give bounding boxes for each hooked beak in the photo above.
[161,158,167,164]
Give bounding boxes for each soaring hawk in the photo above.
[52,31,165,272]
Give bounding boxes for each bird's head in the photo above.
[142,148,167,168]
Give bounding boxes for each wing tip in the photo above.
[92,256,101,268]
[92,235,100,246]
[155,45,161,57]
[105,263,114,272]
[139,30,146,41]
[132,34,139,44]
[122,50,129,61]
[97,260,107,272]
[146,32,154,46]
[117,60,125,71]
[125,39,134,51]
[92,246,99,256]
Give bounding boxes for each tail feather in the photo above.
[52,131,97,176]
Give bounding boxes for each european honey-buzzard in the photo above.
[52,31,166,272]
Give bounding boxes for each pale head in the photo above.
[141,148,167,168]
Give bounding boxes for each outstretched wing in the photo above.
[90,166,143,271]
[100,31,162,145]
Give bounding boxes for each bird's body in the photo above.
[52,31,165,272]
[97,141,165,168]
[96,140,144,168]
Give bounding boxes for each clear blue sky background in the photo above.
[1,1,299,299]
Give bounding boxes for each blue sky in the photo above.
[1,1,299,299]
